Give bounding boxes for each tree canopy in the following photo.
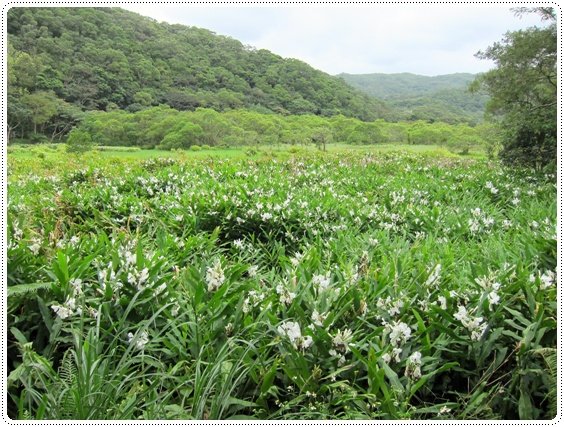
[472,8,557,168]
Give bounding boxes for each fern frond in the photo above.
[532,347,557,418]
[58,349,77,387]
[57,349,78,418]
[8,282,53,298]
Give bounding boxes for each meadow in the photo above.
[6,145,557,420]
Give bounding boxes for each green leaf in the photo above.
[225,397,259,408]
[379,360,404,394]
[518,384,534,419]
[8,282,53,298]
[410,361,458,396]
[259,359,279,397]
[10,327,28,345]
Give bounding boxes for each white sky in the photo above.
[121,4,551,76]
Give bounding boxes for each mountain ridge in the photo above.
[7,7,391,123]
[338,72,488,124]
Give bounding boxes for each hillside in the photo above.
[7,7,391,142]
[338,72,488,124]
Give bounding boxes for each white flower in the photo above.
[69,278,83,296]
[437,296,447,310]
[439,406,451,415]
[248,265,259,277]
[487,291,500,306]
[87,306,98,318]
[156,283,167,295]
[454,305,487,341]
[290,252,304,267]
[312,273,331,291]
[425,264,441,287]
[278,321,301,341]
[329,349,346,366]
[388,299,404,317]
[29,240,41,255]
[261,212,273,221]
[51,296,77,319]
[332,329,353,354]
[171,302,180,317]
[382,353,391,364]
[242,297,251,313]
[123,251,136,267]
[277,321,312,350]
[301,335,314,349]
[392,347,403,363]
[233,239,244,249]
[409,351,422,365]
[51,303,73,319]
[128,330,149,351]
[385,321,412,348]
[312,309,326,327]
[405,351,422,379]
[206,259,225,292]
[138,268,149,286]
[276,284,296,305]
[540,271,556,290]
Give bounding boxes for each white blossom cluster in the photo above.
[530,270,556,290]
[453,305,487,341]
[206,259,225,292]
[382,321,413,363]
[277,321,313,351]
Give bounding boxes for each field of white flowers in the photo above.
[7,151,557,419]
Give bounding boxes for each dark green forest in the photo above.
[7,6,394,142]
[339,72,489,124]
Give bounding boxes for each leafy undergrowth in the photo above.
[7,152,556,420]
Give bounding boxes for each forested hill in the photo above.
[7,7,390,124]
[338,72,488,124]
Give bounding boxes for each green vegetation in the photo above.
[6,5,557,420]
[7,150,556,420]
[7,7,390,144]
[339,72,488,124]
[64,106,492,156]
[471,8,556,168]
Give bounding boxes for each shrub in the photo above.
[190,145,202,151]
[66,129,95,155]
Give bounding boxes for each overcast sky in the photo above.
[122,5,549,76]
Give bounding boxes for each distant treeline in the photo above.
[69,106,495,153]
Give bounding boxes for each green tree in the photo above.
[472,8,556,168]
[66,127,94,154]
[159,122,204,150]
[20,91,58,135]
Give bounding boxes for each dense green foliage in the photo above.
[471,8,556,168]
[7,150,556,419]
[7,7,391,143]
[70,106,491,155]
[339,72,488,124]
